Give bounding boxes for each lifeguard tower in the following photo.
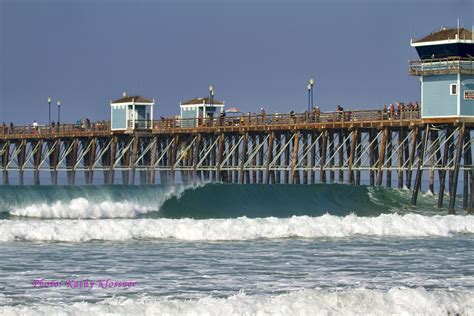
[110,93,154,131]
[409,27,474,118]
[179,97,225,127]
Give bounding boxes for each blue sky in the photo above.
[0,0,472,125]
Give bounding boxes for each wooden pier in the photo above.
[1,109,473,213]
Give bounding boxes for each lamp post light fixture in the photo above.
[48,96,52,126]
[57,100,61,126]
[307,83,311,112]
[309,78,315,110]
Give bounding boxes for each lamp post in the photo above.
[57,100,61,126]
[209,85,214,107]
[309,78,315,110]
[48,96,52,127]
[307,83,311,112]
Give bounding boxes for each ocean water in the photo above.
[0,183,473,315]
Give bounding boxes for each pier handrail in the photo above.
[0,109,420,137]
[152,108,420,131]
[409,56,474,75]
[0,121,110,137]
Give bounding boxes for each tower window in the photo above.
[450,84,457,95]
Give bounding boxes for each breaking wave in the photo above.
[0,213,472,242]
[0,183,441,219]
[2,287,473,315]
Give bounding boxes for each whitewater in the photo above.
[1,214,473,242]
[0,183,472,315]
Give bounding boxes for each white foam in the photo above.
[1,287,473,316]
[0,213,472,242]
[9,184,200,219]
[9,198,153,219]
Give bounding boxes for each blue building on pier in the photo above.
[110,93,154,131]
[409,27,474,118]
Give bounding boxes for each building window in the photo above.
[450,84,457,95]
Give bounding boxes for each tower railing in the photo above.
[409,56,474,75]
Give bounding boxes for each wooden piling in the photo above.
[302,133,308,184]
[291,132,300,184]
[338,130,344,183]
[386,129,392,188]
[411,125,430,206]
[462,130,471,210]
[239,133,248,184]
[448,124,465,213]
[310,132,316,184]
[265,132,274,184]
[320,130,328,183]
[329,132,335,183]
[406,127,419,189]
[397,128,404,189]
[348,129,358,184]
[438,127,452,208]
[377,128,388,187]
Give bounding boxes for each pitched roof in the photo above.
[111,95,154,104]
[414,27,473,43]
[181,97,224,105]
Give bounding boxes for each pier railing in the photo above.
[0,122,110,137]
[409,57,474,75]
[0,109,420,137]
[152,109,421,131]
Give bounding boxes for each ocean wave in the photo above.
[9,198,153,219]
[1,183,445,220]
[6,184,197,219]
[2,287,473,315]
[0,214,472,242]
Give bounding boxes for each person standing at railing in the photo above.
[336,105,344,121]
[32,120,38,134]
[314,106,320,123]
[389,104,395,120]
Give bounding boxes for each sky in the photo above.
[0,0,472,125]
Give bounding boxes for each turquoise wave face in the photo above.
[0,183,442,220]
